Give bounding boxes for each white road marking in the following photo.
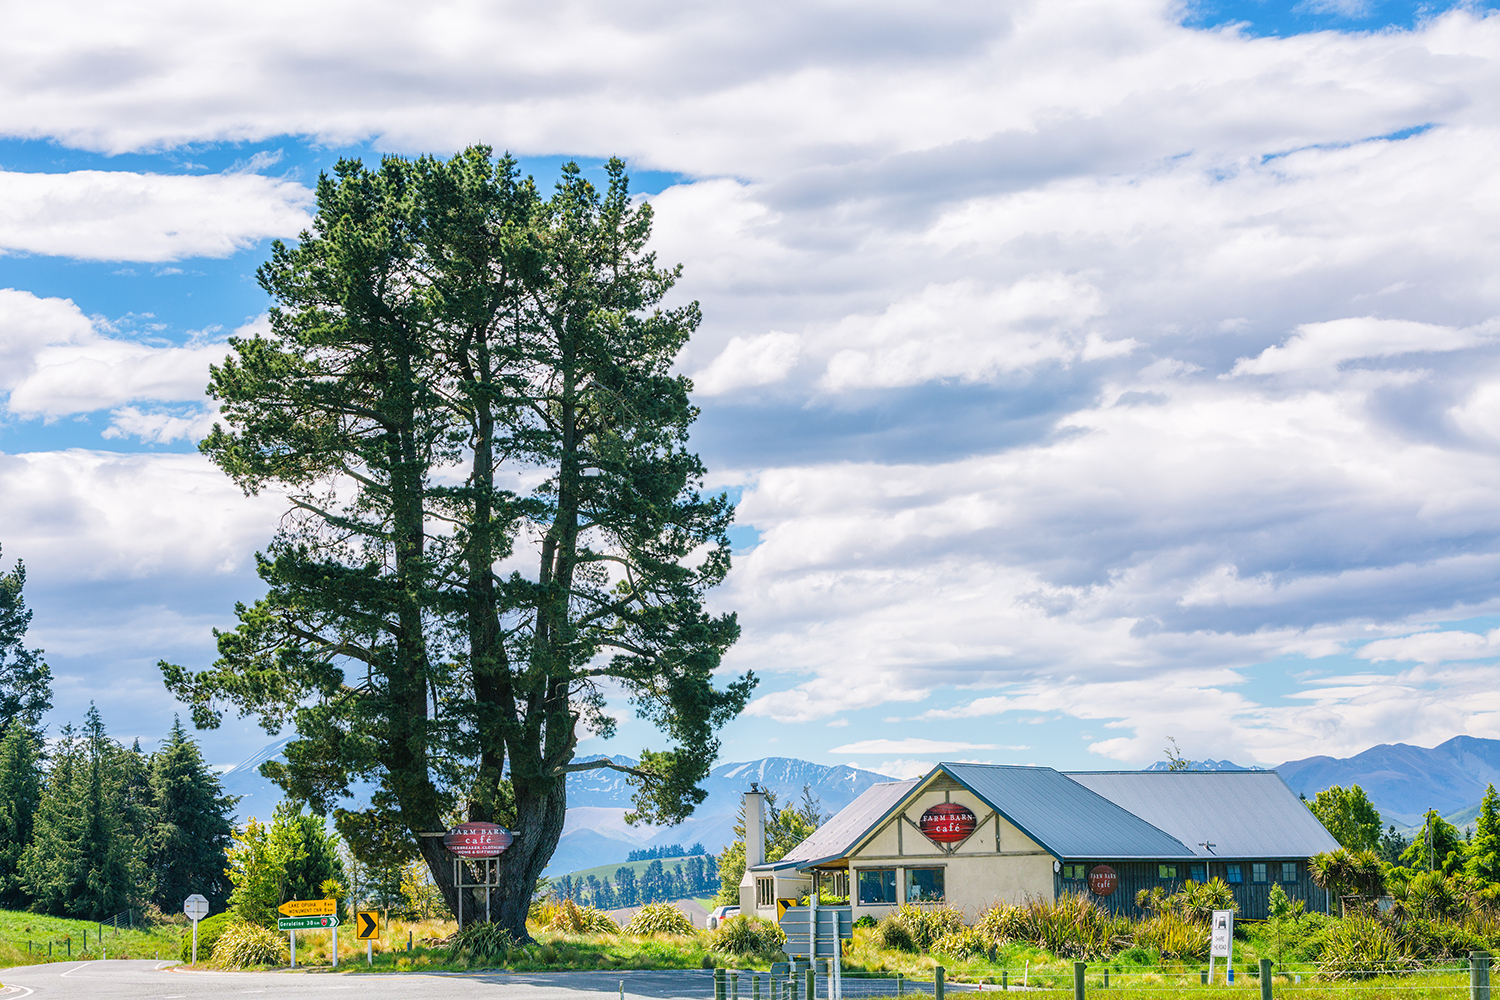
[59,962,95,977]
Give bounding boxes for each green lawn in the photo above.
[0,908,184,968]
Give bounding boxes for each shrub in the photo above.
[933,926,987,960]
[625,902,696,936]
[448,922,516,965]
[179,911,235,963]
[549,899,621,934]
[210,921,288,969]
[977,903,1030,944]
[1396,918,1488,960]
[1318,915,1416,979]
[854,914,877,930]
[1135,911,1205,959]
[980,895,1120,959]
[877,912,917,952]
[711,914,785,955]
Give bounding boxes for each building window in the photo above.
[757,878,775,907]
[906,868,945,902]
[1158,864,1178,880]
[1252,863,1268,884]
[857,869,897,905]
[1281,862,1297,884]
[1062,864,1088,880]
[817,870,849,901]
[1225,864,1243,884]
[1190,864,1206,882]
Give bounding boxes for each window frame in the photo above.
[1251,863,1268,884]
[905,866,946,903]
[1225,863,1243,884]
[1158,864,1178,880]
[856,868,897,906]
[756,877,775,907]
[1189,864,1207,882]
[1280,862,1298,884]
[1062,864,1088,881]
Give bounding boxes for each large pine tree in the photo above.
[146,718,238,911]
[0,545,52,735]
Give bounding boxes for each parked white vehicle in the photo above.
[707,905,739,930]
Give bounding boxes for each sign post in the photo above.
[356,911,379,965]
[1209,910,1234,984]
[183,894,208,965]
[443,822,513,930]
[279,900,339,967]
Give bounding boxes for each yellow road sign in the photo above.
[356,911,380,940]
[777,897,798,921]
[278,898,336,917]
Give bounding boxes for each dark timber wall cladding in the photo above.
[1053,859,1331,920]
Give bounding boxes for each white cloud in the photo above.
[693,332,801,395]
[1230,317,1491,377]
[102,406,220,444]
[829,738,1010,754]
[0,289,244,419]
[1358,628,1500,665]
[0,169,311,261]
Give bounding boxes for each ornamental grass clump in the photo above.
[877,904,965,953]
[932,925,987,960]
[1317,914,1417,979]
[977,894,1121,959]
[1134,910,1206,959]
[448,921,516,965]
[549,899,620,934]
[711,914,785,955]
[210,920,288,969]
[625,902,696,936]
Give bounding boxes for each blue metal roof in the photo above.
[1064,770,1342,859]
[940,763,1196,860]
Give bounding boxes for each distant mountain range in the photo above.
[1275,735,1500,827]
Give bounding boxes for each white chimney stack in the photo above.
[745,784,766,870]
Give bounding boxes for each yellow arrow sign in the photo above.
[356,911,379,940]
[278,898,336,917]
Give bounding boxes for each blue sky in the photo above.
[4,0,1500,791]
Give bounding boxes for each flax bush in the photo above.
[1317,914,1417,979]
[548,899,620,934]
[448,921,516,965]
[1134,910,1206,959]
[624,902,696,936]
[210,920,288,969]
[710,914,785,955]
[932,925,987,960]
[876,904,965,953]
[977,895,1120,960]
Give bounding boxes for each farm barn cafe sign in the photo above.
[919,803,977,844]
[443,822,514,858]
[1088,864,1119,897]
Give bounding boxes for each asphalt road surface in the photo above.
[0,962,728,1000]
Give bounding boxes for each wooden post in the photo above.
[732,970,740,1000]
[1260,959,1272,1000]
[1001,970,1006,991]
[1104,969,1110,989]
[716,966,727,1000]
[1472,951,1491,1000]
[805,967,815,1000]
[935,966,945,1000]
[1073,962,1085,1000]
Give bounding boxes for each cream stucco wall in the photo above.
[846,786,1057,921]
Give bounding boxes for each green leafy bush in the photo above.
[210,920,288,969]
[179,911,234,963]
[624,902,696,936]
[1318,914,1416,979]
[448,922,516,965]
[876,904,964,953]
[854,914,877,930]
[710,914,785,955]
[978,895,1121,959]
[548,899,620,934]
[1395,918,1489,960]
[876,912,917,952]
[1135,911,1205,959]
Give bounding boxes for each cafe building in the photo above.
[741,762,1338,921]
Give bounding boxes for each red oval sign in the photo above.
[443,822,514,858]
[1088,864,1118,897]
[919,803,977,844]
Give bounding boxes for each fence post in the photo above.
[1472,951,1491,1000]
[1200,970,1207,986]
[1073,962,1085,1000]
[755,974,762,1000]
[897,972,904,995]
[716,967,727,1000]
[732,971,740,1000]
[1001,971,1007,992]
[1260,959,1273,1000]
[806,968,815,1000]
[936,965,946,1000]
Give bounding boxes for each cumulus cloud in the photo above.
[1231,318,1493,377]
[693,332,801,395]
[0,169,310,261]
[0,289,242,422]
[829,738,1012,754]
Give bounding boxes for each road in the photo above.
[0,962,725,1000]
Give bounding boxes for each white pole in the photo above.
[191,918,199,965]
[290,931,296,968]
[332,923,338,968]
[367,938,372,966]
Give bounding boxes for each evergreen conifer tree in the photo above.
[0,722,42,907]
[147,718,238,910]
[1466,784,1500,882]
[21,708,141,918]
[0,546,52,736]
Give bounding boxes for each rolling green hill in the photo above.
[0,908,184,968]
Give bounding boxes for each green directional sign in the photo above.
[278,915,340,931]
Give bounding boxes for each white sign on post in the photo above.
[183,894,209,965]
[1208,909,1234,983]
